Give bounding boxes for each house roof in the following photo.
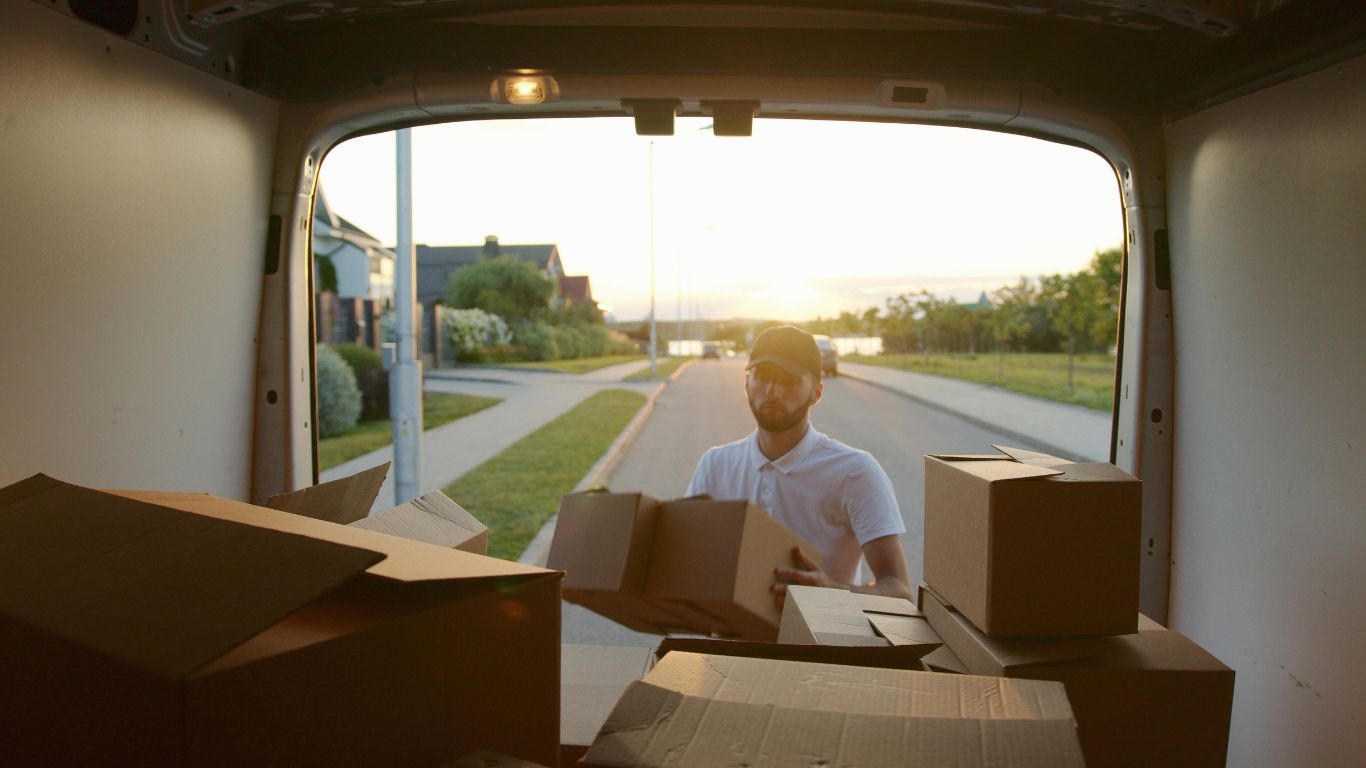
[416,241,562,305]
[559,275,593,303]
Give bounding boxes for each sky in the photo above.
[319,116,1123,322]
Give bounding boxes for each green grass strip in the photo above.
[845,352,1115,412]
[623,356,688,381]
[489,354,645,374]
[443,388,647,561]
[319,392,502,470]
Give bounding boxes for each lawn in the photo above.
[318,392,502,470]
[442,388,647,560]
[845,352,1116,411]
[487,354,645,374]
[623,356,689,381]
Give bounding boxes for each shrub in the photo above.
[333,342,382,378]
[316,344,362,437]
[513,320,558,361]
[443,308,512,361]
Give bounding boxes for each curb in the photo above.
[516,362,691,567]
[838,366,1094,464]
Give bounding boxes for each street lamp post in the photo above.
[648,139,657,378]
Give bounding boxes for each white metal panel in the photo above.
[0,1,279,498]
[1166,54,1366,768]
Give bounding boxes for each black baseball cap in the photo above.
[747,325,822,380]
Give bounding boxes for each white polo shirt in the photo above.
[685,424,905,585]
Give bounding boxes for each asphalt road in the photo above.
[562,355,1050,646]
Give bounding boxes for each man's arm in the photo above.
[771,535,915,606]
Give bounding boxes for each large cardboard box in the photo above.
[265,460,390,524]
[584,651,1086,767]
[921,586,1235,768]
[924,445,1141,636]
[560,644,653,767]
[644,498,820,641]
[778,585,942,650]
[350,489,489,555]
[548,493,821,641]
[547,491,689,634]
[0,474,561,767]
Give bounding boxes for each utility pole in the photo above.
[648,140,657,378]
[391,127,422,505]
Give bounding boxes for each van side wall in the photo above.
[0,2,279,498]
[1165,55,1366,767]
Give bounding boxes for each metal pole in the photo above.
[648,140,657,378]
[391,127,423,505]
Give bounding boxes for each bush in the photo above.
[330,343,389,419]
[513,320,558,361]
[317,344,362,437]
[443,308,511,361]
[333,342,382,378]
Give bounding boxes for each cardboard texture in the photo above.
[561,645,653,767]
[584,652,1085,768]
[0,473,561,767]
[548,493,821,641]
[654,632,937,671]
[265,461,389,524]
[547,492,689,634]
[443,751,551,768]
[921,586,1235,768]
[350,489,489,555]
[778,585,887,646]
[645,498,820,641]
[923,445,1142,636]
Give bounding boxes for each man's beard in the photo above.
[749,393,811,433]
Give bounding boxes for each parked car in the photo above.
[702,342,721,359]
[814,335,838,377]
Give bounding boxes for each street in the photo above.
[563,355,1055,645]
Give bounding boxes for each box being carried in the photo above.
[547,492,820,641]
[0,473,561,767]
[924,445,1141,636]
[920,586,1235,768]
[584,651,1087,767]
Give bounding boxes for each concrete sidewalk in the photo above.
[321,357,658,513]
[838,361,1111,462]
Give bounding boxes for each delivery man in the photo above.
[685,325,915,606]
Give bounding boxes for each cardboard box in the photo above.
[923,445,1141,636]
[350,489,489,555]
[584,651,1086,767]
[548,493,821,641]
[547,491,689,634]
[265,460,389,524]
[0,473,561,767]
[644,498,820,641]
[778,585,888,645]
[921,586,1235,768]
[560,645,653,767]
[921,644,971,674]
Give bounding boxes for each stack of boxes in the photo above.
[920,446,1235,768]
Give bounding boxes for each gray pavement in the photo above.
[837,361,1111,462]
[321,358,658,512]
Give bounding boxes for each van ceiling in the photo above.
[76,1,1366,116]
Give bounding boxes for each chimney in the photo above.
[483,235,500,260]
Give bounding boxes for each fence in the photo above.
[314,293,455,369]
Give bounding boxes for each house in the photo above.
[557,274,595,307]
[312,188,394,300]
[416,235,563,306]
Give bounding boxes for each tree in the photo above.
[988,277,1034,379]
[445,256,553,322]
[1087,247,1123,352]
[1040,270,1102,391]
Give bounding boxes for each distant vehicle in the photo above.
[814,335,838,377]
[702,342,721,359]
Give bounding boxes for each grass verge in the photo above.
[487,354,645,374]
[623,356,689,381]
[443,388,647,560]
[845,352,1115,411]
[319,392,502,470]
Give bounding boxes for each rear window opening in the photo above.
[313,114,1124,608]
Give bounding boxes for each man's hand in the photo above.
[771,546,837,607]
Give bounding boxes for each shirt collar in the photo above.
[749,422,821,475]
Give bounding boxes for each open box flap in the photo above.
[265,462,390,524]
[930,456,1063,482]
[992,445,1075,469]
[108,489,553,583]
[0,475,383,680]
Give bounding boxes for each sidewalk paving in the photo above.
[838,361,1111,462]
[321,358,659,513]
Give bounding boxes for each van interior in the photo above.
[2,1,1363,765]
